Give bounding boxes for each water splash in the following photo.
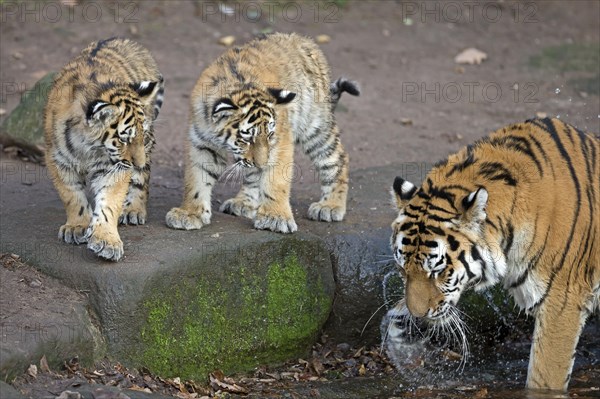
[555,88,561,94]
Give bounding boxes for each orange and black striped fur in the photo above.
[165,33,358,233]
[388,118,599,390]
[45,38,164,261]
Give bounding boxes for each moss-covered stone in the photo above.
[0,72,56,148]
[138,253,332,380]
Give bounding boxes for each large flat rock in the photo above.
[0,159,366,379]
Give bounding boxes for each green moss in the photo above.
[0,72,56,146]
[138,254,332,380]
[529,43,600,73]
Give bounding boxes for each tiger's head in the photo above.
[85,81,160,168]
[390,176,503,323]
[210,87,296,169]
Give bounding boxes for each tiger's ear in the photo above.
[212,98,238,121]
[461,188,488,225]
[268,88,296,105]
[391,176,417,210]
[130,80,160,98]
[86,100,119,127]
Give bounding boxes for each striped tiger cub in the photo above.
[165,33,359,234]
[44,37,164,261]
[388,118,599,390]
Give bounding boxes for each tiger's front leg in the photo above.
[253,143,296,234]
[526,289,587,390]
[166,143,227,230]
[120,165,150,225]
[85,167,132,261]
[220,168,260,219]
[47,161,91,244]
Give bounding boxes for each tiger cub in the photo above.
[388,118,599,390]
[45,38,164,261]
[165,33,358,234]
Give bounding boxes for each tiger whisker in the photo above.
[220,161,243,185]
[362,299,395,336]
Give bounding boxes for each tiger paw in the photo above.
[165,206,210,230]
[85,226,124,262]
[119,208,147,225]
[220,198,257,219]
[308,201,346,222]
[59,224,89,245]
[254,213,297,234]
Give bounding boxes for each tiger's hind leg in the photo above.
[120,165,150,225]
[219,168,260,219]
[303,122,349,222]
[47,160,91,244]
[526,287,589,390]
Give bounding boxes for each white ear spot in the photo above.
[138,81,151,90]
[214,102,233,113]
[467,191,477,204]
[279,90,290,98]
[401,181,415,195]
[93,101,108,113]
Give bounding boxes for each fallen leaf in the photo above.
[129,385,152,393]
[400,118,413,126]
[39,355,50,373]
[56,391,82,399]
[218,36,236,47]
[315,34,331,44]
[358,364,366,376]
[310,358,325,376]
[209,371,249,394]
[454,48,488,65]
[27,364,37,378]
[536,112,547,118]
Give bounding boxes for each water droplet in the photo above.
[555,88,561,94]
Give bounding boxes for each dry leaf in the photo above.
[27,364,38,378]
[129,385,152,393]
[39,355,50,373]
[310,358,325,376]
[218,36,236,47]
[315,34,331,44]
[55,391,82,399]
[358,364,366,376]
[454,48,488,65]
[536,112,548,118]
[209,372,249,394]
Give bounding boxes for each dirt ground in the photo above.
[1,0,599,398]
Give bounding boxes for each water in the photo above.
[377,277,600,398]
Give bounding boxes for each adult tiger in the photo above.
[165,33,359,233]
[45,37,164,261]
[388,117,599,390]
